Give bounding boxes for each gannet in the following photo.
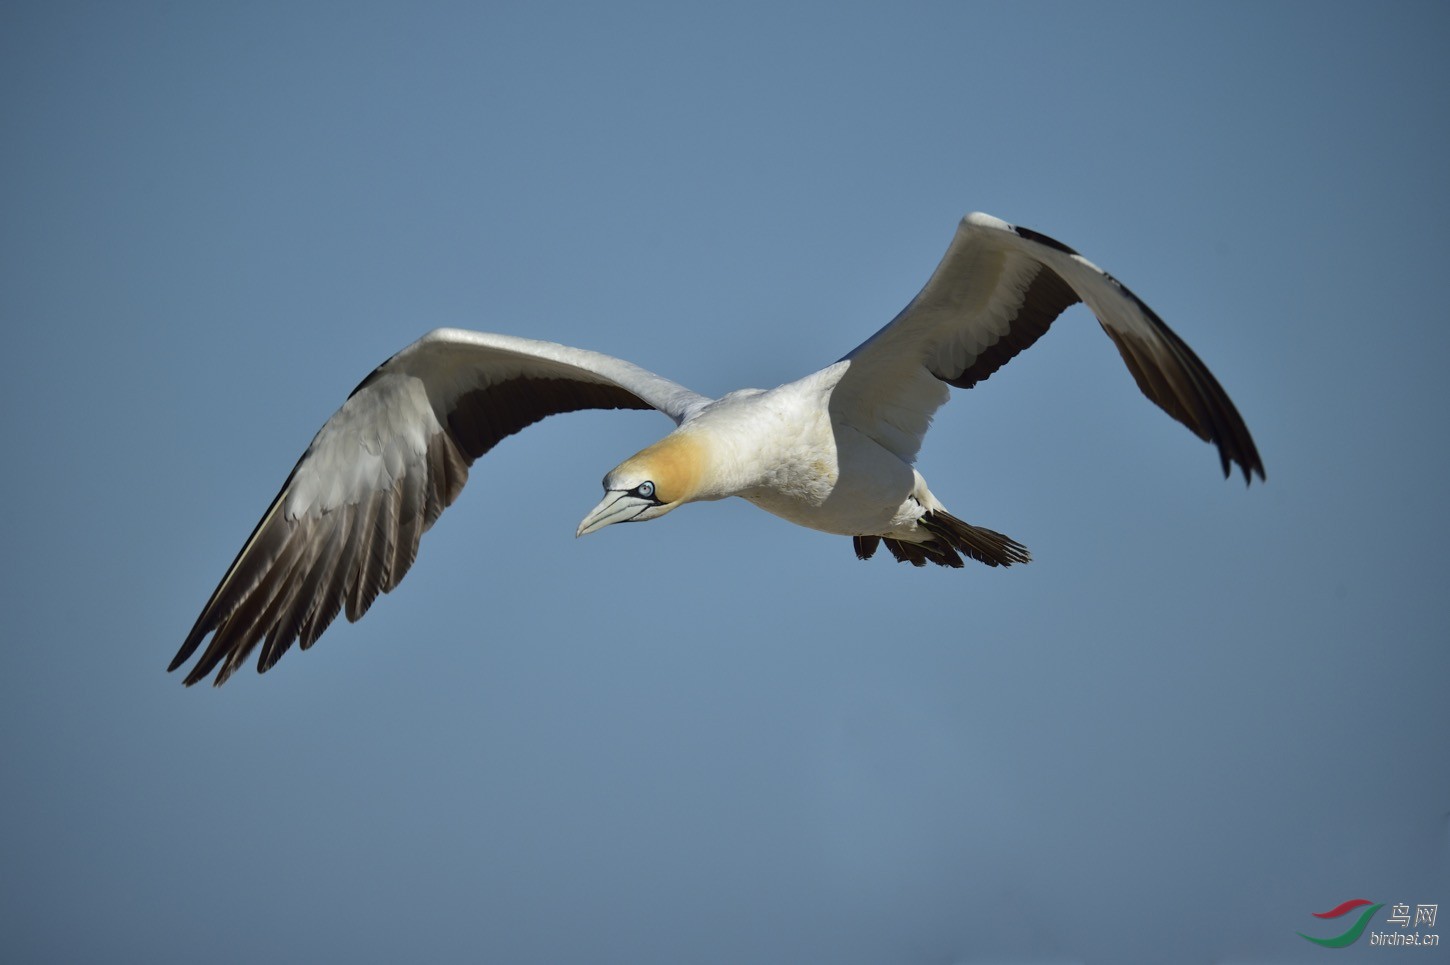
[173,213,1264,685]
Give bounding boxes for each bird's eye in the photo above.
[635,481,655,499]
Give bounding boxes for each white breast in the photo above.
[693,367,922,536]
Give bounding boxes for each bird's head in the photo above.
[576,433,707,538]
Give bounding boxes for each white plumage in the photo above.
[174,213,1263,685]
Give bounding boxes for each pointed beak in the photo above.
[576,490,650,538]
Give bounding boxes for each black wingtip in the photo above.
[1218,437,1266,487]
[168,626,208,678]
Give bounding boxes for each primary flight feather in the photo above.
[174,213,1264,685]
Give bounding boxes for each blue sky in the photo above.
[3,2,1447,962]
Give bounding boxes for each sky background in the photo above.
[3,2,1447,963]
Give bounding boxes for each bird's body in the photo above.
[174,213,1264,685]
[673,367,946,542]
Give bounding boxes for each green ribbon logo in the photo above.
[1298,898,1384,948]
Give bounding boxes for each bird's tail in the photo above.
[852,511,1030,569]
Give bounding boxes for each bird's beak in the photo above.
[576,491,652,538]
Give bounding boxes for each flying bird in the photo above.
[173,213,1264,685]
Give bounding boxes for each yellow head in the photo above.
[575,433,708,537]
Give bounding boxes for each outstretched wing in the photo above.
[173,329,710,686]
[832,213,1264,481]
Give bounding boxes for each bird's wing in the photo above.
[832,213,1264,481]
[173,328,710,686]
